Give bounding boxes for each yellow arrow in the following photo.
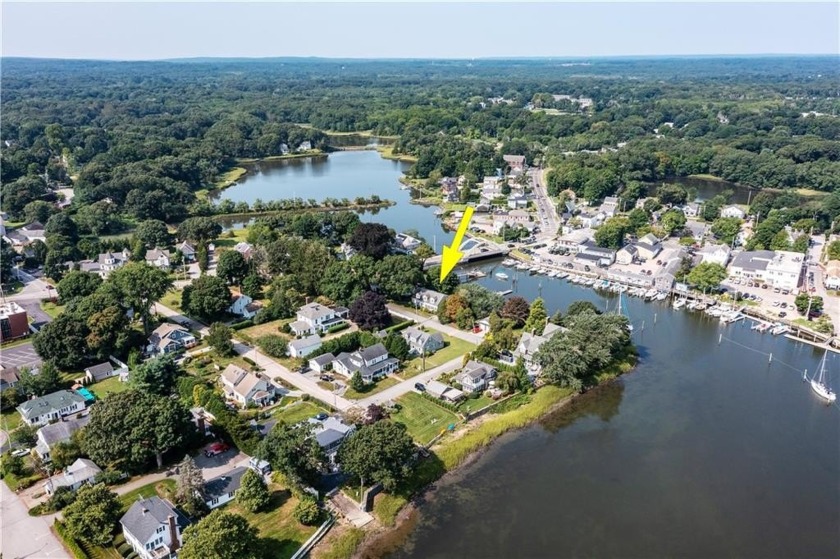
[440,207,475,282]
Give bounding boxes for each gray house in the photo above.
[43,458,102,495]
[17,390,86,426]
[455,360,497,393]
[203,466,248,510]
[120,496,190,559]
[400,326,445,355]
[35,415,90,461]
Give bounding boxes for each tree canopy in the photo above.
[336,420,415,491]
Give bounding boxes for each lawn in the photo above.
[1,409,22,431]
[240,319,292,340]
[89,376,131,399]
[212,166,248,189]
[40,301,64,319]
[158,289,184,313]
[118,479,176,511]
[342,376,401,400]
[402,336,476,378]
[458,394,495,414]
[272,401,327,425]
[213,227,251,248]
[391,392,459,445]
[226,485,318,559]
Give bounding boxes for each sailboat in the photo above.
[808,352,836,403]
[617,291,634,332]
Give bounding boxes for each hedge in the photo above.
[420,391,462,414]
[384,319,414,333]
[242,356,257,366]
[230,319,254,331]
[53,520,90,559]
[326,322,350,334]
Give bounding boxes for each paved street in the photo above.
[387,304,484,344]
[531,167,560,240]
[357,356,463,407]
[1,481,70,559]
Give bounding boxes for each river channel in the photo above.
[217,152,838,557]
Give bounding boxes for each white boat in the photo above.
[495,272,509,280]
[808,352,836,403]
[673,299,686,309]
[617,291,634,332]
[655,292,667,301]
[770,323,789,335]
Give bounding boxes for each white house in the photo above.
[333,343,399,383]
[599,196,620,218]
[700,243,732,267]
[455,360,497,393]
[577,211,605,229]
[681,203,701,218]
[17,390,86,427]
[513,323,565,373]
[290,303,348,336]
[616,244,638,265]
[203,466,248,510]
[84,361,128,384]
[146,324,196,355]
[35,416,90,461]
[400,326,445,355]
[288,334,322,358]
[503,154,526,172]
[577,241,616,266]
[728,250,803,290]
[145,248,171,269]
[425,380,465,402]
[412,288,447,312]
[556,230,591,253]
[309,353,335,373]
[823,261,840,290]
[120,496,190,559]
[176,241,196,262]
[721,206,746,219]
[228,294,261,319]
[43,458,101,496]
[635,233,662,261]
[95,250,131,278]
[219,365,273,408]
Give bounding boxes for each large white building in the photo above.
[728,250,803,290]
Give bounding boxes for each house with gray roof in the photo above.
[309,353,335,373]
[291,303,347,336]
[0,366,21,390]
[455,360,497,393]
[84,361,127,384]
[146,323,196,356]
[412,288,447,312]
[35,415,90,461]
[203,466,248,510]
[307,416,355,463]
[17,390,86,426]
[175,241,196,262]
[333,343,398,383]
[635,233,662,260]
[43,458,101,496]
[219,365,273,408]
[288,334,323,358]
[120,496,190,559]
[400,326,444,356]
[145,248,171,269]
[514,323,566,374]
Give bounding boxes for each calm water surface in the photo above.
[213,150,448,243]
[388,265,840,559]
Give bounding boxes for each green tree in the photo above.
[237,469,270,513]
[457,283,503,318]
[177,217,222,243]
[110,262,173,335]
[175,456,208,518]
[258,422,324,486]
[182,276,231,322]
[241,274,264,299]
[216,250,249,286]
[16,362,61,397]
[826,240,840,260]
[595,217,631,249]
[10,424,36,447]
[349,371,365,392]
[207,322,235,357]
[129,355,181,396]
[336,420,415,492]
[711,217,741,245]
[374,255,425,300]
[686,262,727,292]
[63,484,121,546]
[134,219,172,248]
[383,331,410,362]
[627,208,649,233]
[656,184,687,206]
[23,200,56,224]
[197,243,209,273]
[524,298,548,335]
[57,270,103,303]
[33,315,89,369]
[795,293,824,315]
[426,265,460,294]
[51,439,83,470]
[660,209,687,236]
[293,496,321,525]
[86,305,132,359]
[256,335,287,358]
[81,390,194,471]
[179,510,261,559]
[792,234,809,254]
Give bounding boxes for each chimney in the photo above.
[167,514,180,553]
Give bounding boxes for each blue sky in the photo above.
[2,2,838,60]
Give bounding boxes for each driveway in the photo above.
[0,341,43,369]
[356,356,464,407]
[194,449,250,480]
[1,481,70,558]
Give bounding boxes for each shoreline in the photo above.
[335,358,636,559]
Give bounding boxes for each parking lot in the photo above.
[0,342,42,369]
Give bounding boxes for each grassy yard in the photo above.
[458,394,495,414]
[227,485,318,559]
[391,392,459,445]
[213,227,251,248]
[89,376,131,399]
[118,479,176,511]
[1,409,22,431]
[240,319,292,340]
[271,401,327,425]
[40,301,64,318]
[315,526,365,559]
[402,336,475,378]
[158,289,184,313]
[342,376,401,401]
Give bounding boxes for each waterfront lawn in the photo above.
[272,401,328,425]
[118,479,176,511]
[212,166,248,189]
[316,526,365,559]
[458,394,495,414]
[89,376,131,400]
[391,392,459,445]
[226,485,318,559]
[401,336,475,378]
[342,376,401,400]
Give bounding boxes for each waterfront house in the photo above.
[18,390,86,426]
[578,241,617,266]
[655,257,683,291]
[426,380,465,402]
[219,365,273,408]
[146,323,196,355]
[455,360,497,393]
[309,353,335,373]
[400,326,445,355]
[298,141,312,152]
[120,496,190,559]
[681,202,701,218]
[203,466,248,510]
[412,288,447,312]
[635,233,662,261]
[288,334,323,358]
[43,458,101,496]
[721,206,746,219]
[728,250,803,290]
[514,323,565,373]
[333,343,399,383]
[35,415,90,461]
[307,416,355,464]
[616,244,638,265]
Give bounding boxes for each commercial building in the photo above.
[0,302,29,342]
[728,250,803,290]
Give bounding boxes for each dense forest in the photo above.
[2,56,839,228]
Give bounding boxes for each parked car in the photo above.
[781,302,788,308]
[204,442,230,457]
[414,382,426,392]
[773,287,781,293]
[319,374,334,382]
[11,448,30,458]
[314,412,329,421]
[779,311,788,318]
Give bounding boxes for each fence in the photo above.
[290,514,336,559]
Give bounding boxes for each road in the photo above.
[5,269,55,302]
[387,304,485,344]
[530,167,560,240]
[1,481,70,559]
[357,356,464,407]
